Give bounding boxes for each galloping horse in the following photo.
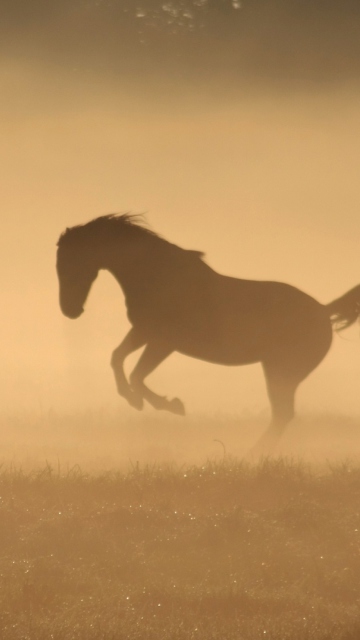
[56,214,360,452]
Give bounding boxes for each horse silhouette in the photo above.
[56,214,360,453]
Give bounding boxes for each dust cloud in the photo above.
[1,0,360,465]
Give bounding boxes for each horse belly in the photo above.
[173,315,266,366]
[173,291,330,369]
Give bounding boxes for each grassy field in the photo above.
[1,432,360,639]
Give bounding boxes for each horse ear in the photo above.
[66,227,70,232]
[187,250,205,259]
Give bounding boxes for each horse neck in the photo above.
[103,235,159,298]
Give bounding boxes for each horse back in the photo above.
[125,259,331,366]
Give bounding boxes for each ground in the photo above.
[1,411,360,639]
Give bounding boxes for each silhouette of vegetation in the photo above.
[2,0,360,83]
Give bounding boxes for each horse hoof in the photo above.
[169,397,185,416]
[128,394,144,411]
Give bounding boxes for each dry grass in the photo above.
[1,452,360,639]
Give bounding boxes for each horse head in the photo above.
[56,226,99,319]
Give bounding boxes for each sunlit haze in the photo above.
[1,0,360,423]
[3,6,360,636]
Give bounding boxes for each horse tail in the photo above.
[326,284,360,330]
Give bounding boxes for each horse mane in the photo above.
[57,213,205,260]
[57,213,153,245]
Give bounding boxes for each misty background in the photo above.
[1,0,360,420]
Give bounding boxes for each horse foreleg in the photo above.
[129,342,185,416]
[111,328,146,410]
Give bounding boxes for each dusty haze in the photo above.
[1,0,360,463]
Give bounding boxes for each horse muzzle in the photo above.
[60,302,84,319]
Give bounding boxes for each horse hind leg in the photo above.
[249,367,297,457]
[250,315,333,457]
[129,342,185,416]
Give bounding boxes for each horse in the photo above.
[56,214,360,453]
